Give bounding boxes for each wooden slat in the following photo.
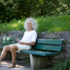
[33,44,62,52]
[3,37,15,41]
[2,41,17,45]
[20,50,59,56]
[36,39,63,45]
[3,37,21,41]
[3,37,63,45]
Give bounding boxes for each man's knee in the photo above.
[11,46,15,51]
[3,46,8,51]
[10,45,18,51]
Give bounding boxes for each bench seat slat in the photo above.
[20,50,59,56]
[37,39,63,45]
[33,44,62,52]
[0,46,59,56]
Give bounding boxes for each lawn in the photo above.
[0,15,70,34]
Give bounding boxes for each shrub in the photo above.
[49,59,70,70]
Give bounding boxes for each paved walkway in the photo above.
[0,60,47,70]
[0,61,31,70]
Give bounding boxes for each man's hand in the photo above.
[19,42,24,44]
[16,39,19,42]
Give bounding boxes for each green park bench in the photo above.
[0,37,64,70]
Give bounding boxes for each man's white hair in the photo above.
[24,18,38,31]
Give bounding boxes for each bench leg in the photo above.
[30,54,48,70]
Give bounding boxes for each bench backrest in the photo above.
[2,37,63,52]
[2,37,21,45]
[33,39,63,52]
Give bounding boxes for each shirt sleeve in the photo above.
[31,31,37,42]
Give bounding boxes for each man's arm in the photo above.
[19,41,35,46]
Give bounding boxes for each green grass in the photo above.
[37,15,70,33]
[0,19,25,33]
[0,15,70,34]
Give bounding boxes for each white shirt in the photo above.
[20,30,37,43]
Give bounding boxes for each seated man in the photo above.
[0,18,38,68]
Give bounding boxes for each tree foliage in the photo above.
[0,0,70,23]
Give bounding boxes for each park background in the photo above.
[0,0,70,33]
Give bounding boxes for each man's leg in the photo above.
[0,45,10,66]
[8,45,18,68]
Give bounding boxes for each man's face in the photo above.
[27,21,32,30]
